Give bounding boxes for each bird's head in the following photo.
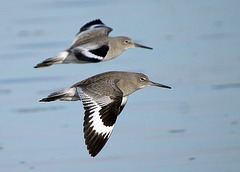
[117,72,171,96]
[117,36,153,50]
[132,73,171,90]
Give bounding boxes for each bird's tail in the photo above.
[34,51,69,68]
[40,87,79,102]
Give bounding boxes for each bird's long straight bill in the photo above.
[134,43,153,50]
[150,81,171,89]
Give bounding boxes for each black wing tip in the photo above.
[80,19,104,32]
[84,114,111,157]
[86,134,109,157]
[89,45,109,59]
[90,151,98,157]
[90,19,104,25]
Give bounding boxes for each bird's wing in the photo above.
[71,42,109,62]
[71,19,112,46]
[119,96,128,114]
[76,79,123,157]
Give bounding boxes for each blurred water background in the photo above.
[0,0,240,171]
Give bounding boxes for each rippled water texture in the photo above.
[0,0,240,171]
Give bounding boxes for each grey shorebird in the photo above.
[34,19,152,68]
[40,71,171,157]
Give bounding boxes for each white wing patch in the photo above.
[82,49,104,61]
[121,96,128,106]
[77,87,114,138]
[88,24,106,30]
[75,47,105,61]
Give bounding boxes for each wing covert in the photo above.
[71,19,112,46]
[77,84,122,157]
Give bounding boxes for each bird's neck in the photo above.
[117,78,140,96]
[107,37,126,57]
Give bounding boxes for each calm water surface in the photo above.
[0,0,240,172]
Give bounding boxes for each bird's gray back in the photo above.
[72,72,124,97]
[70,19,112,47]
[72,71,144,97]
[69,36,110,50]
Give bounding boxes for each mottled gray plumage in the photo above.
[40,71,171,157]
[34,19,152,68]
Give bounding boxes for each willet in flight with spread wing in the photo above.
[34,19,152,68]
[40,71,171,157]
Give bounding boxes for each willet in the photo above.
[34,19,152,68]
[40,71,171,157]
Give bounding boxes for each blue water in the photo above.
[1,0,240,171]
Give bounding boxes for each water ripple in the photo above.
[0,76,64,84]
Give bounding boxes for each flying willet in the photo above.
[34,19,152,68]
[40,71,171,157]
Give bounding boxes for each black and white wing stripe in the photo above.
[72,44,109,63]
[71,19,112,46]
[79,19,110,33]
[119,96,128,113]
[77,87,122,157]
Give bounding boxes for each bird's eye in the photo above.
[125,40,130,44]
[140,77,146,81]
